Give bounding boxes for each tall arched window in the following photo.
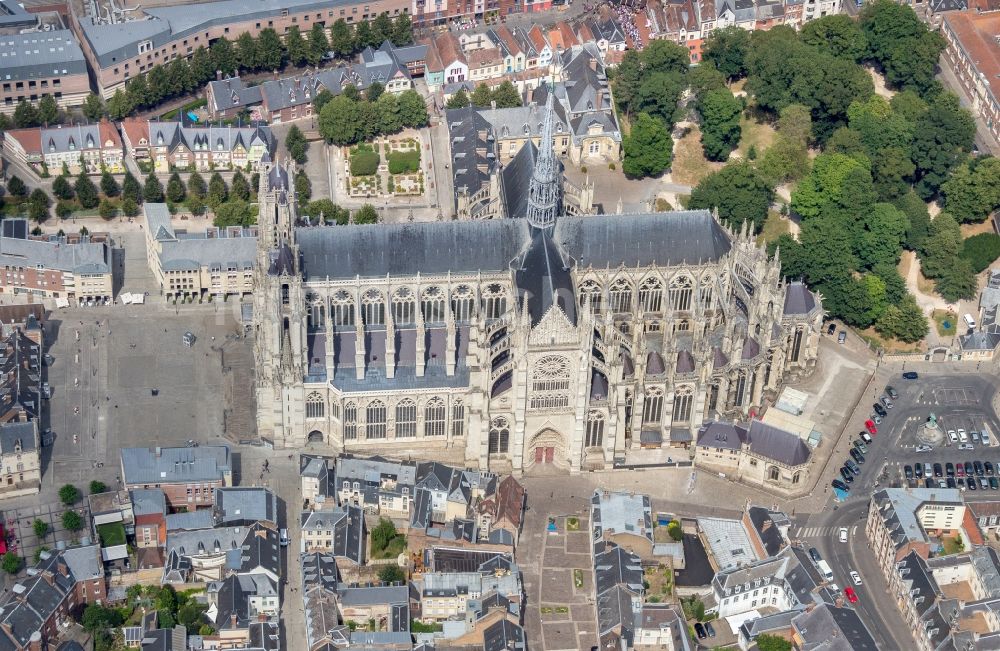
[451,400,465,437]
[638,277,663,313]
[585,411,605,448]
[451,285,475,322]
[391,288,415,325]
[768,466,780,481]
[643,387,663,424]
[700,275,714,310]
[306,392,325,419]
[331,291,355,327]
[366,400,387,439]
[734,371,748,407]
[489,417,510,454]
[306,293,325,330]
[578,279,603,314]
[609,277,633,314]
[791,327,804,363]
[669,275,693,311]
[672,385,693,423]
[530,355,571,410]
[361,289,385,326]
[343,402,358,440]
[424,398,446,437]
[395,399,417,438]
[421,286,447,323]
[482,283,508,320]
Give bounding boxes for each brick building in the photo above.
[2,121,124,175]
[0,30,90,114]
[941,9,1000,146]
[120,445,232,511]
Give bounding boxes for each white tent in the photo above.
[54,297,69,309]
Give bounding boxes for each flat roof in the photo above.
[698,517,758,571]
[0,30,87,80]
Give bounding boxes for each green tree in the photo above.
[777,103,813,146]
[38,95,59,125]
[687,62,727,100]
[355,21,375,50]
[231,170,251,202]
[855,202,909,269]
[371,518,399,552]
[166,172,186,204]
[106,89,134,120]
[236,32,258,70]
[470,83,493,107]
[256,28,285,70]
[207,172,228,209]
[446,90,470,109]
[801,14,867,61]
[1,552,22,575]
[666,521,683,541]
[143,173,164,203]
[699,89,742,161]
[212,200,253,227]
[376,93,402,135]
[177,603,206,633]
[622,113,673,178]
[59,483,81,506]
[936,257,977,302]
[13,100,39,128]
[295,170,312,202]
[354,204,379,224]
[7,175,27,197]
[961,233,1000,273]
[491,81,522,108]
[82,604,124,631]
[872,261,908,304]
[74,173,99,209]
[190,46,215,84]
[792,153,875,223]
[612,51,642,115]
[319,95,360,145]
[372,12,394,44]
[392,14,413,45]
[285,25,309,67]
[126,75,149,109]
[122,171,142,204]
[305,199,349,224]
[912,92,975,199]
[187,171,207,198]
[308,22,331,65]
[397,90,428,128]
[755,634,793,651]
[635,70,686,126]
[121,197,140,218]
[211,38,238,77]
[689,162,774,232]
[89,480,107,494]
[941,157,1000,223]
[703,26,751,80]
[186,194,206,216]
[330,19,355,56]
[62,510,83,531]
[32,519,49,539]
[875,294,928,343]
[98,199,116,220]
[366,81,385,103]
[378,565,406,583]
[52,175,74,201]
[82,93,105,121]
[100,171,120,198]
[167,58,194,96]
[860,0,945,94]
[642,38,691,76]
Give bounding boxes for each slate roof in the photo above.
[0,421,35,455]
[514,228,577,326]
[783,281,818,316]
[300,505,365,565]
[208,572,277,630]
[213,487,278,526]
[121,445,231,485]
[746,506,786,557]
[131,488,167,517]
[746,420,811,467]
[696,421,748,450]
[207,77,263,113]
[500,140,540,220]
[594,544,644,595]
[0,225,110,275]
[591,490,653,545]
[447,106,495,203]
[0,328,40,422]
[482,619,525,651]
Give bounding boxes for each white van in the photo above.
[964,314,977,330]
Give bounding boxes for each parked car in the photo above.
[873,403,887,417]
[915,444,933,453]
[956,464,966,477]
[850,448,865,464]
[871,414,882,425]
[972,431,980,444]
[974,460,985,476]
[846,460,861,475]
[705,622,716,638]
[850,571,863,585]
[966,461,976,476]
[959,429,969,442]
[933,463,943,478]
[924,477,935,488]
[832,478,850,491]
[886,386,899,399]
[956,477,966,490]
[904,465,913,479]
[985,461,995,476]
[865,420,878,435]
[947,477,957,489]
[838,332,847,344]
[860,431,873,444]
[982,430,992,446]
[840,467,855,483]
[809,548,822,562]
[844,587,859,604]
[990,477,999,490]
[694,623,706,639]
[902,371,919,379]
[949,430,959,443]
[827,323,837,335]
[968,477,978,491]
[881,396,893,409]
[981,477,990,490]
[839,527,848,543]
[959,443,975,451]
[946,462,955,477]
[854,440,868,454]
[914,462,924,477]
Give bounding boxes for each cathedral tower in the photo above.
[525,92,561,229]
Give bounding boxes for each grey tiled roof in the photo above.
[0,231,110,275]
[746,420,810,467]
[213,487,278,526]
[0,421,35,455]
[131,488,166,517]
[121,445,231,485]
[783,281,818,315]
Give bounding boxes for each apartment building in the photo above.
[866,488,965,579]
[334,455,417,516]
[0,219,113,303]
[163,521,279,585]
[119,445,232,511]
[0,30,90,114]
[119,119,274,173]
[2,121,125,175]
[941,10,1000,146]
[71,0,411,98]
[299,505,366,565]
[142,203,256,301]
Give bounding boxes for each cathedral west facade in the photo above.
[253,102,823,474]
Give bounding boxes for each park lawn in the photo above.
[736,115,776,159]
[857,327,924,353]
[671,125,720,186]
[757,210,789,245]
[941,535,964,556]
[97,522,127,547]
[932,309,957,337]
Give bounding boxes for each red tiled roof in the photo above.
[434,31,467,67]
[420,37,443,72]
[120,116,149,148]
[944,10,1000,105]
[962,508,985,546]
[98,119,123,148]
[494,26,522,56]
[968,500,1000,519]
[468,47,503,69]
[494,475,525,528]
[4,128,42,155]
[527,25,548,52]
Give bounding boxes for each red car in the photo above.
[865,420,878,435]
[845,587,859,604]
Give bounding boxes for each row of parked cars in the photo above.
[693,621,716,639]
[831,386,903,492]
[904,460,1000,491]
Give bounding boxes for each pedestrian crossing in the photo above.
[793,525,857,539]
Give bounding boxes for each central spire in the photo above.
[525,90,561,230]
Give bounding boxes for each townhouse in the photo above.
[0,30,90,114]
[205,573,281,649]
[0,219,113,303]
[70,0,411,98]
[119,445,233,511]
[2,121,124,175]
[299,505,366,564]
[143,203,257,302]
[119,118,274,172]
[206,42,427,123]
[941,9,1000,146]
[163,520,280,585]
